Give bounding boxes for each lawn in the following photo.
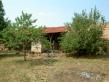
[0,54,109,82]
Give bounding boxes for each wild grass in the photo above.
[0,54,109,82]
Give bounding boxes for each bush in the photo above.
[60,8,109,56]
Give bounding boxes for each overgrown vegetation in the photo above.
[0,0,108,58]
[0,0,7,31]
[1,11,49,60]
[61,8,109,56]
[0,1,109,81]
[0,56,109,82]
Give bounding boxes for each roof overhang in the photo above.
[43,26,67,33]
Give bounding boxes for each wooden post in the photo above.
[49,34,54,56]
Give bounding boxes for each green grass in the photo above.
[0,54,109,82]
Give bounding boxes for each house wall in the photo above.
[102,24,109,40]
[103,28,109,40]
[31,42,42,53]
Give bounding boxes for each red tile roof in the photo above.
[43,26,67,33]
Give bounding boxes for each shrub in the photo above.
[60,8,108,56]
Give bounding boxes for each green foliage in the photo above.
[0,0,7,31]
[2,27,18,49]
[2,26,44,51]
[15,11,37,28]
[2,11,44,51]
[42,38,51,52]
[60,32,79,53]
[61,8,108,55]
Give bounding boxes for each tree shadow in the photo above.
[0,51,21,59]
[66,53,109,60]
[15,58,58,66]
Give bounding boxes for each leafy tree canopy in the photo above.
[61,7,108,56]
[0,0,7,31]
[2,11,43,50]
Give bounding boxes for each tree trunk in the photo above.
[24,52,26,61]
[23,44,26,61]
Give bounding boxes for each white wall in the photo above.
[31,42,42,53]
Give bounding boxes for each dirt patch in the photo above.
[50,69,105,82]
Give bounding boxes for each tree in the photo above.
[61,8,108,56]
[16,27,43,61]
[2,11,44,61]
[15,11,37,28]
[2,26,17,49]
[0,0,6,31]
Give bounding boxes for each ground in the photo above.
[0,54,109,82]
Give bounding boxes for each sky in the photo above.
[2,0,109,26]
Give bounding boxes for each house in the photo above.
[31,26,67,53]
[31,41,41,53]
[43,26,67,50]
[31,24,109,53]
[102,23,109,40]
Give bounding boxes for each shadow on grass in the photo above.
[15,58,58,66]
[0,51,22,60]
[66,53,109,60]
